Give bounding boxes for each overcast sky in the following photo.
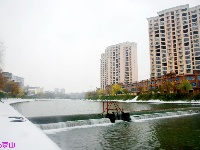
[0,0,199,93]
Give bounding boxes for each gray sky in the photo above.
[0,0,199,93]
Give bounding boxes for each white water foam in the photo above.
[131,110,200,122]
[36,118,112,134]
[42,122,113,135]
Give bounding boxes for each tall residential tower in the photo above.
[100,42,138,89]
[147,4,200,78]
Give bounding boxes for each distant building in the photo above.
[100,42,138,89]
[54,88,59,94]
[147,4,200,78]
[26,86,44,96]
[2,72,24,88]
[60,88,65,94]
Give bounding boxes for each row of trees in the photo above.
[0,73,23,98]
[138,79,192,95]
[137,92,200,101]
[137,79,197,101]
[86,79,195,101]
[85,84,136,100]
[27,92,71,99]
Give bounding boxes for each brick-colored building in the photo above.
[116,70,200,95]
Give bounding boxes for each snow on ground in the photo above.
[0,99,61,150]
[86,96,200,104]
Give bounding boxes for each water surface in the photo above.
[12,99,200,150]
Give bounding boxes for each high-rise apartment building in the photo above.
[147,4,200,78]
[100,42,138,89]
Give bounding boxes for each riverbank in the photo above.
[0,99,61,150]
[86,96,200,103]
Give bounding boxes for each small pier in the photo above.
[102,101,131,123]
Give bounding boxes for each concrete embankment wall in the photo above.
[0,99,61,150]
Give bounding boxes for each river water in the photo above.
[12,99,200,150]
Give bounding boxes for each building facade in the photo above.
[100,42,138,89]
[60,88,65,94]
[26,86,44,96]
[147,4,200,78]
[2,72,24,88]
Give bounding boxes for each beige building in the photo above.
[26,86,44,96]
[100,42,138,89]
[147,4,200,78]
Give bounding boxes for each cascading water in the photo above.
[131,110,200,121]
[36,118,111,130]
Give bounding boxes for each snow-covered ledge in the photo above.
[0,99,61,150]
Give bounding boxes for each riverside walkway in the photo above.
[0,99,61,150]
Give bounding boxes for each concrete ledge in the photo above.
[0,101,61,150]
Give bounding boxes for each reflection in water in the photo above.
[155,115,200,150]
[47,115,200,150]
[100,122,160,150]
[46,121,161,150]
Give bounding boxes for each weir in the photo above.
[36,118,111,130]
[37,101,133,131]
[131,110,200,121]
[102,101,131,123]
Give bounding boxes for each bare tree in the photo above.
[0,41,5,72]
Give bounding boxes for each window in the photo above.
[162,67,167,70]
[168,78,172,82]
[186,65,191,68]
[157,69,161,72]
[195,52,200,56]
[181,8,187,12]
[186,60,191,64]
[160,18,164,21]
[192,14,197,18]
[193,35,199,39]
[182,13,187,16]
[196,65,200,69]
[195,57,200,60]
[185,56,190,59]
[191,10,197,13]
[185,51,190,55]
[191,82,196,87]
[182,17,187,20]
[184,42,189,46]
[184,38,189,42]
[192,23,197,26]
[185,47,190,50]
[192,18,197,22]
